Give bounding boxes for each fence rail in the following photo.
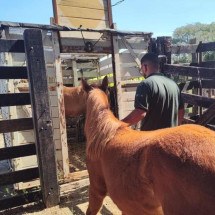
[0,66,28,79]
[0,28,59,210]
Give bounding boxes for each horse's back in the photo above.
[149,124,215,214]
[101,124,215,214]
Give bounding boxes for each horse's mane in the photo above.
[85,89,124,160]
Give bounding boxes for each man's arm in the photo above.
[122,108,147,126]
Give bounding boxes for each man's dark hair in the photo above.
[141,53,159,67]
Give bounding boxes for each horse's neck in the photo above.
[85,91,123,159]
[63,86,86,116]
[63,86,82,97]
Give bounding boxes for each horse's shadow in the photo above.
[60,185,114,215]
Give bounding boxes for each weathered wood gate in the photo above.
[0,29,59,210]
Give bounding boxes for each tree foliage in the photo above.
[172,22,215,62]
[173,22,215,44]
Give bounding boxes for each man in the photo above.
[122,52,184,131]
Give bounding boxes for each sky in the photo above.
[0,0,215,37]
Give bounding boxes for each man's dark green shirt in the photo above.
[134,72,183,131]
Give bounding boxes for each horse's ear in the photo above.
[81,78,92,92]
[101,76,108,92]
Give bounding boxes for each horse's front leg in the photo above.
[86,184,106,215]
[86,161,107,215]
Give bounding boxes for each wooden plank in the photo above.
[55,0,108,10]
[190,61,215,68]
[0,21,152,36]
[171,42,215,54]
[118,38,148,50]
[51,31,69,178]
[61,45,111,54]
[120,37,141,69]
[99,56,112,68]
[119,52,145,64]
[111,32,122,118]
[196,42,215,52]
[122,91,136,102]
[24,29,59,207]
[182,93,215,108]
[58,17,109,29]
[57,5,108,20]
[0,143,36,161]
[122,83,139,88]
[183,118,195,124]
[194,80,215,89]
[66,170,89,182]
[0,93,31,107]
[0,167,39,186]
[163,64,215,80]
[72,60,78,86]
[60,178,90,196]
[171,44,198,54]
[0,66,28,79]
[0,39,25,53]
[62,170,89,183]
[207,124,215,131]
[0,118,33,133]
[196,102,215,125]
[0,190,41,211]
[179,80,215,91]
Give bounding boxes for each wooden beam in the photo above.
[24,29,59,207]
[179,80,215,91]
[51,31,70,178]
[182,93,215,108]
[55,0,109,10]
[190,61,215,68]
[195,102,215,125]
[0,66,28,79]
[60,44,112,54]
[0,93,31,107]
[163,64,215,80]
[0,190,41,211]
[196,42,215,52]
[64,170,89,183]
[0,39,25,53]
[0,21,152,37]
[171,42,215,54]
[72,60,78,86]
[60,178,90,196]
[111,31,121,118]
[171,44,198,54]
[0,167,39,186]
[0,118,33,133]
[120,37,141,69]
[183,118,195,124]
[0,143,36,161]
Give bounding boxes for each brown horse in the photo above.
[63,76,108,117]
[81,81,215,215]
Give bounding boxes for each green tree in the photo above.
[172,22,215,61]
[173,22,215,44]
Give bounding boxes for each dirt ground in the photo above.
[0,195,121,215]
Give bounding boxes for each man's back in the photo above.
[135,73,182,130]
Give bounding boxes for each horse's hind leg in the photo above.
[86,185,106,215]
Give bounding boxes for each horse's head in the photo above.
[81,76,109,94]
[63,76,109,117]
[81,76,109,109]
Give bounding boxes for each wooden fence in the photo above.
[156,37,215,129]
[0,29,59,210]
